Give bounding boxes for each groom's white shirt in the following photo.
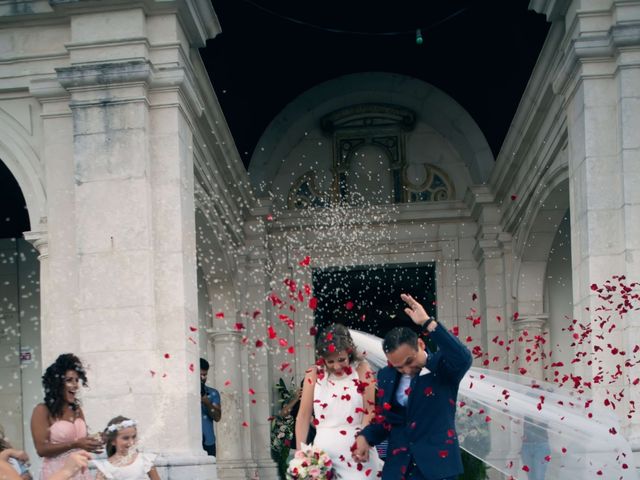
[395,351,430,406]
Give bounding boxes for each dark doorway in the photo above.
[0,160,29,238]
[311,263,436,340]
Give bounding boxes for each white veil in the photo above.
[350,329,638,480]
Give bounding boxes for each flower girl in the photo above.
[93,417,160,480]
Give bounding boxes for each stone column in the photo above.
[54,57,213,476]
[468,187,511,371]
[47,3,221,477]
[467,188,516,470]
[209,329,257,479]
[23,231,49,336]
[240,209,279,480]
[549,1,640,448]
[29,81,80,362]
[513,315,548,381]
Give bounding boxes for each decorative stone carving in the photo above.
[288,103,454,208]
[403,163,455,202]
[287,170,329,209]
[320,103,415,133]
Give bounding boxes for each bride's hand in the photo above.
[352,435,370,463]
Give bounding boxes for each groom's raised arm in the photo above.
[426,324,472,383]
[401,293,472,383]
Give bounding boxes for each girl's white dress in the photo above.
[312,365,382,479]
[93,453,156,480]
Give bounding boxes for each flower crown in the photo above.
[106,419,137,433]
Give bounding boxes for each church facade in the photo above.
[0,0,638,478]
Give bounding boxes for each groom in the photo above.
[353,294,472,480]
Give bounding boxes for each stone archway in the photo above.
[249,72,494,200]
[0,156,43,468]
[0,109,47,233]
[512,162,571,381]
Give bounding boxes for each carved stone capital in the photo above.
[513,314,548,333]
[23,230,49,260]
[207,328,243,344]
[553,22,640,99]
[57,61,152,90]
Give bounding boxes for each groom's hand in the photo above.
[401,293,436,332]
[352,435,370,463]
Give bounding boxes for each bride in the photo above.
[295,323,382,479]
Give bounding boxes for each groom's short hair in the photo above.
[383,327,418,353]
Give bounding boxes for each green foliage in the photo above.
[458,450,488,480]
[271,378,297,479]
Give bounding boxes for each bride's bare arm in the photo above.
[295,367,317,450]
[356,360,376,428]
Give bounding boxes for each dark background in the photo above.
[0,1,550,238]
[312,264,436,340]
[203,0,550,165]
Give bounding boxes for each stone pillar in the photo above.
[513,315,548,381]
[468,188,516,470]
[468,187,511,372]
[20,232,48,472]
[209,329,258,479]
[549,1,640,448]
[29,81,80,362]
[23,231,49,337]
[240,209,279,480]
[43,2,222,477]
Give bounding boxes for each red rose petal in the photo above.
[309,297,318,310]
[268,325,277,339]
[298,256,311,267]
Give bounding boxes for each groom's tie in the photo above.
[397,374,412,407]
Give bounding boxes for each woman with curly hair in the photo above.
[294,323,382,478]
[30,353,103,479]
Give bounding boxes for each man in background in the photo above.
[200,358,221,456]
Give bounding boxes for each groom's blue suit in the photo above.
[359,325,472,480]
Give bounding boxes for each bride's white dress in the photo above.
[312,365,382,479]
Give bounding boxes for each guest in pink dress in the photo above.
[30,354,104,480]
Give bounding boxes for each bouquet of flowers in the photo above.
[286,444,333,480]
